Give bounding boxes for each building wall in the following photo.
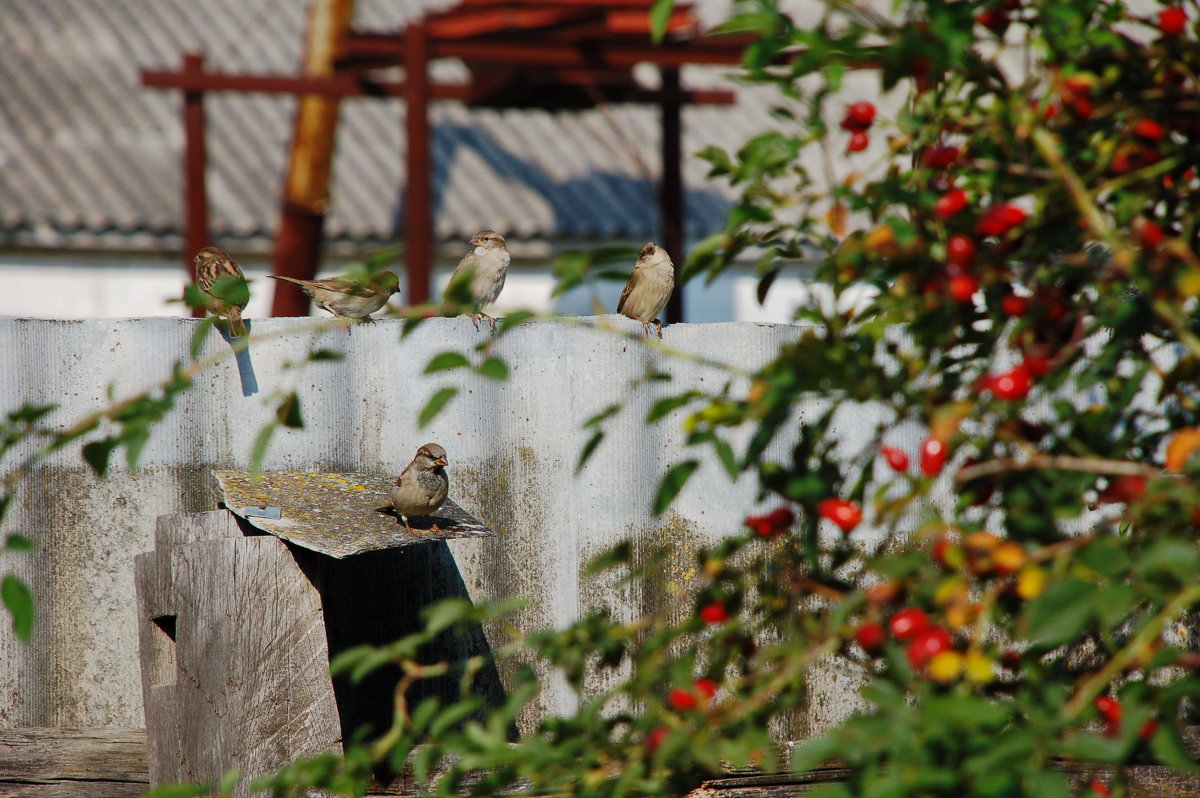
[0,315,891,736]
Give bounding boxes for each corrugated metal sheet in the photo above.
[0,315,883,734]
[0,0,810,251]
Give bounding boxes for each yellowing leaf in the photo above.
[825,203,847,238]
[1165,427,1200,472]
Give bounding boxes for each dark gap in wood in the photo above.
[290,540,511,787]
[151,615,177,641]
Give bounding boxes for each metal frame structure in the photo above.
[142,1,750,321]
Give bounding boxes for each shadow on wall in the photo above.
[294,540,510,751]
[395,122,733,242]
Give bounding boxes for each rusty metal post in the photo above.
[270,0,356,317]
[182,53,209,316]
[660,68,685,324]
[404,23,433,305]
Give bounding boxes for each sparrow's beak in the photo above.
[470,236,483,246]
[433,457,448,467]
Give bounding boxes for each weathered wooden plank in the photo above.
[0,727,148,798]
[166,534,343,793]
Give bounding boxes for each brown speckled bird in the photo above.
[445,230,510,330]
[616,242,674,338]
[268,271,400,321]
[389,443,449,533]
[193,246,249,337]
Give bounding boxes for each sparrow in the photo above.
[389,443,449,533]
[616,242,675,338]
[193,246,249,337]
[445,230,510,331]
[268,270,400,321]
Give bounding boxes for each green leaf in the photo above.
[250,422,277,478]
[189,316,217,359]
[1150,723,1197,770]
[649,0,676,43]
[711,436,739,479]
[425,352,471,374]
[419,387,458,429]
[653,460,699,515]
[208,274,250,308]
[218,769,242,794]
[584,542,632,576]
[143,784,210,798]
[81,439,118,477]
[308,348,344,362]
[275,393,304,429]
[4,534,33,552]
[646,393,699,423]
[477,357,509,382]
[1022,578,1094,648]
[576,429,605,474]
[2,574,34,643]
[497,310,536,334]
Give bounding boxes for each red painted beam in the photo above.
[404,24,433,305]
[426,6,598,38]
[142,69,472,100]
[660,68,684,325]
[181,52,209,317]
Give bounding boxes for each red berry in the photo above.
[1000,294,1029,317]
[1132,118,1166,142]
[817,498,863,533]
[1088,781,1111,798]
[1136,219,1164,249]
[975,202,1028,236]
[855,622,886,653]
[906,625,953,669]
[1097,475,1147,504]
[699,600,729,624]
[921,145,961,169]
[888,607,929,641]
[880,445,909,472]
[934,188,969,219]
[1071,95,1094,119]
[1140,718,1160,740]
[990,364,1033,400]
[846,130,870,153]
[1095,695,1122,737]
[920,437,948,476]
[668,688,698,711]
[947,274,979,302]
[841,101,876,131]
[692,678,719,701]
[1158,6,1187,36]
[946,235,977,269]
[976,7,1008,33]
[645,725,669,753]
[932,537,963,569]
[1024,354,1051,376]
[767,507,795,529]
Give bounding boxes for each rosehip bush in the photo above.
[236,1,1200,796]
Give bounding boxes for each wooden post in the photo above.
[135,512,342,793]
[182,52,209,317]
[270,0,357,317]
[660,67,685,324]
[404,23,433,305]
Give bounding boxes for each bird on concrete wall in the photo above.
[444,230,510,331]
[616,241,675,338]
[193,246,249,337]
[389,443,449,533]
[267,271,400,321]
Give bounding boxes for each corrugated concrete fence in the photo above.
[0,316,885,739]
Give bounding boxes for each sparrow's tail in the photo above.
[226,308,248,338]
[267,275,306,287]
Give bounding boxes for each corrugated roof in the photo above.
[0,0,792,252]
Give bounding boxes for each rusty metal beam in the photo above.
[182,52,209,317]
[404,24,433,305]
[660,67,684,325]
[271,0,357,317]
[142,69,473,100]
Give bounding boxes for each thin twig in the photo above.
[955,454,1159,484]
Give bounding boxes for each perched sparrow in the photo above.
[268,271,400,321]
[193,246,249,337]
[389,443,449,533]
[616,242,675,338]
[445,230,510,330]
